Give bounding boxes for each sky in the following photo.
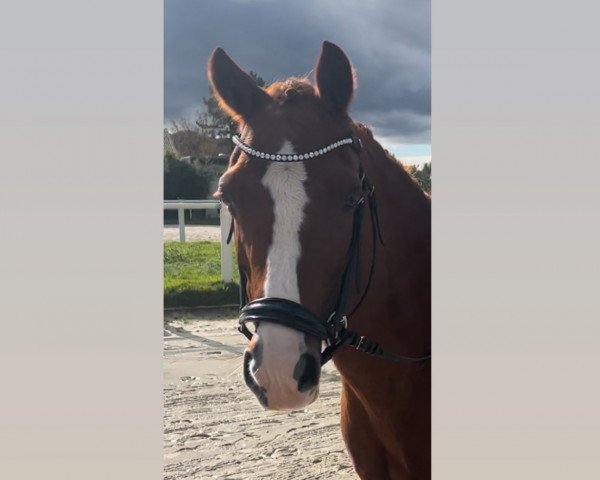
[164,0,430,163]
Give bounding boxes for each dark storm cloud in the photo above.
[165,0,430,144]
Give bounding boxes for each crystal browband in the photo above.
[231,135,357,162]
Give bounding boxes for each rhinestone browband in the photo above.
[231,135,356,162]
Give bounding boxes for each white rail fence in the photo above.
[163,200,233,283]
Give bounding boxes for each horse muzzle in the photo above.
[242,320,321,410]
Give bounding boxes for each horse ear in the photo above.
[208,48,271,121]
[315,41,355,114]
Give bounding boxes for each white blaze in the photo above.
[261,140,308,300]
[256,140,310,377]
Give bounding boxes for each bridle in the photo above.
[228,133,431,367]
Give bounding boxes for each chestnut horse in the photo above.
[208,42,430,479]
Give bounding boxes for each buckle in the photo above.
[326,312,348,339]
[351,136,363,153]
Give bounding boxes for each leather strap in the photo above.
[239,297,330,340]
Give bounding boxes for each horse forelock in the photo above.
[266,78,315,105]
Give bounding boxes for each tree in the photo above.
[163,71,267,205]
[163,150,209,200]
[406,162,431,194]
[168,126,230,159]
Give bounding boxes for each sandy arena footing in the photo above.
[164,309,358,479]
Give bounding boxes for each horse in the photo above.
[208,41,430,480]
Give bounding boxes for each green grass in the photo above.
[164,241,239,308]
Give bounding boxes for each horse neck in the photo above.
[355,129,431,354]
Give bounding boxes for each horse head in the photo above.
[209,42,368,410]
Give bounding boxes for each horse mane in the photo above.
[353,121,429,200]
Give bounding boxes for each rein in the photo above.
[229,134,431,367]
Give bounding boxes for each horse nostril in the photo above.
[243,350,268,407]
[293,353,320,392]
